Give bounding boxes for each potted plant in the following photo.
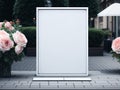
[89,28,104,56]
[0,21,27,77]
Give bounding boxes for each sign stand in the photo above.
[33,7,91,81]
[33,77,91,81]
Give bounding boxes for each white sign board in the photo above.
[36,7,88,76]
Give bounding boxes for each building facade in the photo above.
[95,0,120,37]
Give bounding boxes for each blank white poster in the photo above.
[37,8,88,76]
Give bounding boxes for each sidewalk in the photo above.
[0,53,120,89]
[12,53,120,71]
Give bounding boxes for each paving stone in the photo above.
[108,80,120,84]
[74,83,83,86]
[40,85,58,89]
[40,82,48,86]
[58,84,74,89]
[74,85,84,88]
[91,84,104,88]
[5,82,15,85]
[82,81,91,83]
[19,81,27,83]
[30,82,40,85]
[30,84,39,88]
[78,83,91,85]
[66,83,74,86]
[95,81,108,83]
[16,85,30,88]
[92,83,111,86]
[15,83,22,86]
[2,85,16,89]
[58,81,67,85]
[116,83,120,86]
[73,82,82,85]
[49,81,58,85]
[20,81,31,85]
[108,83,117,86]
[0,83,5,85]
[103,85,120,89]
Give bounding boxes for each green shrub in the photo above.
[21,27,104,48]
[103,30,112,39]
[21,26,36,47]
[89,28,104,47]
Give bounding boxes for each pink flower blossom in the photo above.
[112,37,120,54]
[15,45,23,55]
[13,31,27,47]
[5,22,14,31]
[0,30,14,52]
[0,30,9,37]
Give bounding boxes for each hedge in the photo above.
[20,27,105,48]
[89,28,104,47]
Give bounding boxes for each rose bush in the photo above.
[111,37,120,61]
[0,21,27,64]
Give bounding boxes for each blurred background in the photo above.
[0,0,120,56]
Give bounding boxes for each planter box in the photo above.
[104,40,112,53]
[26,47,36,56]
[89,47,103,56]
[0,61,11,77]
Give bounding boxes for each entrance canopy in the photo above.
[98,3,120,37]
[98,3,120,16]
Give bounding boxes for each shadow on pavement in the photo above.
[101,69,120,75]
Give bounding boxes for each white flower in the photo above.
[15,45,23,55]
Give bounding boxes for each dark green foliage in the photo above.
[13,0,45,26]
[111,51,120,62]
[103,30,112,39]
[64,0,69,6]
[0,0,15,21]
[21,26,36,47]
[0,0,4,21]
[51,0,66,7]
[0,49,24,65]
[89,28,104,47]
[3,0,16,20]
[69,0,99,18]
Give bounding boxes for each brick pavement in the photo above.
[12,53,120,71]
[0,71,120,89]
[0,53,120,89]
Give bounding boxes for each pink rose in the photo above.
[0,30,9,37]
[112,37,120,54]
[0,22,3,28]
[12,31,27,47]
[15,45,23,55]
[0,30,14,52]
[5,22,14,31]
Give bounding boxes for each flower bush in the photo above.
[111,37,120,62]
[0,21,27,64]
